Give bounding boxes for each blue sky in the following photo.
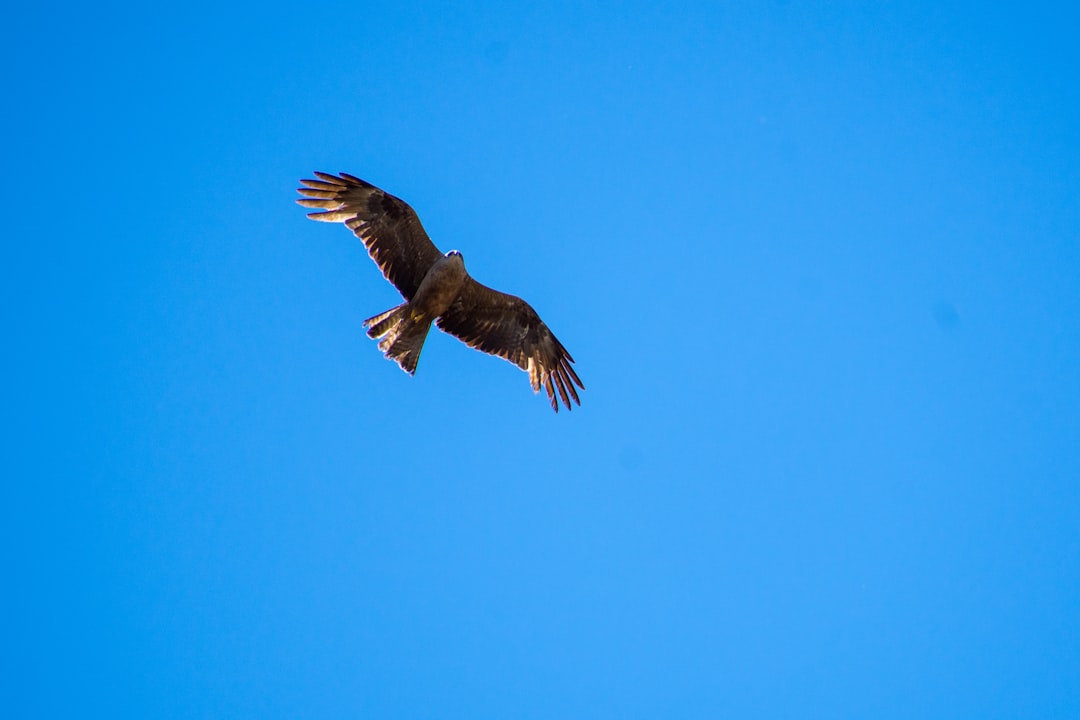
[4,2,1079,717]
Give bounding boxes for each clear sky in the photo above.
[4,2,1079,717]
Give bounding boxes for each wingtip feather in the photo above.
[312,170,347,184]
[306,210,355,222]
[297,198,343,209]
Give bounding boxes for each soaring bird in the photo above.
[297,172,584,412]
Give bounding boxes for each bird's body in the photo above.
[361,252,466,376]
[296,172,583,412]
[410,252,467,319]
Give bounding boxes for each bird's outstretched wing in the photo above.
[296,172,444,300]
[436,279,584,412]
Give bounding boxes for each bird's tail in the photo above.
[363,302,432,375]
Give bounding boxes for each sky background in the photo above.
[4,1,1079,717]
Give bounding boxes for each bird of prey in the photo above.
[296,172,584,412]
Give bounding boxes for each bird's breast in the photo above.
[411,256,467,318]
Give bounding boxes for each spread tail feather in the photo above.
[363,303,431,375]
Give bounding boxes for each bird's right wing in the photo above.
[436,278,584,412]
[297,172,444,300]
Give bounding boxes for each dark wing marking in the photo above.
[297,172,444,300]
[436,278,584,412]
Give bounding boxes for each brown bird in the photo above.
[296,172,583,412]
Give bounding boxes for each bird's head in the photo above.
[446,250,462,258]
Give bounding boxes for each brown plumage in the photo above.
[297,171,583,412]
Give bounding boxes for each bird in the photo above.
[296,171,584,412]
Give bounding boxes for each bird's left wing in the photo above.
[436,278,584,412]
[297,172,444,300]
